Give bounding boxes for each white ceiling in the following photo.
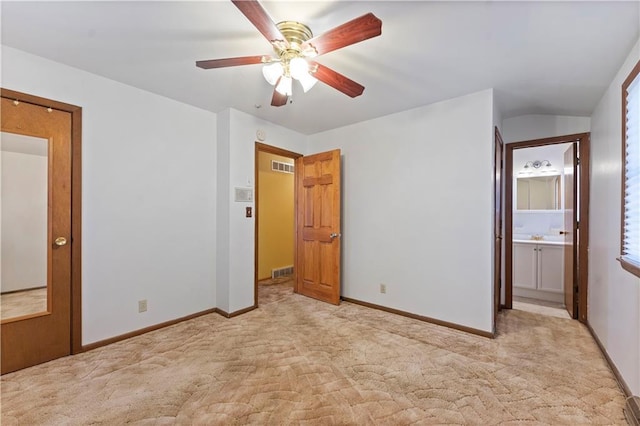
[1,1,638,135]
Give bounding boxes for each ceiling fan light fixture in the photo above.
[262,62,283,85]
[275,75,293,96]
[298,72,318,93]
[289,57,309,80]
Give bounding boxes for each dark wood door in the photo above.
[563,143,578,319]
[494,128,504,323]
[295,149,341,305]
[1,97,72,374]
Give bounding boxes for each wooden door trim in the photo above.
[577,136,590,322]
[563,143,578,318]
[1,88,83,354]
[504,132,589,322]
[254,142,302,307]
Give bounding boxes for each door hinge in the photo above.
[577,157,581,165]
[576,221,579,229]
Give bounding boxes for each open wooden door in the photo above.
[1,96,72,374]
[494,128,504,324]
[295,149,341,305]
[563,143,578,319]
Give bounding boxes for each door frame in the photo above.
[254,142,302,307]
[504,132,590,322]
[494,127,504,330]
[1,88,83,354]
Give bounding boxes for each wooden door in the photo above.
[1,97,72,374]
[494,127,504,322]
[295,149,341,305]
[563,143,578,319]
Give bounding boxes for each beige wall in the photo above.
[257,152,294,280]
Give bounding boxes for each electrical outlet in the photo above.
[380,284,386,294]
[138,300,147,313]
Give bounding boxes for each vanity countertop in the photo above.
[513,239,567,246]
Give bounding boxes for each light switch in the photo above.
[246,207,252,218]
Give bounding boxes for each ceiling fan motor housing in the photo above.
[275,21,313,52]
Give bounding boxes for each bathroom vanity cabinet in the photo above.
[513,241,564,303]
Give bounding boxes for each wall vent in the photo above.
[271,160,294,174]
[271,265,294,279]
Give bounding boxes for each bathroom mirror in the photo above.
[516,175,561,210]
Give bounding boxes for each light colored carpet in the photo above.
[513,296,565,310]
[1,287,47,320]
[1,281,627,425]
[258,276,295,305]
[512,300,571,320]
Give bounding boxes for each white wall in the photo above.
[502,114,590,143]
[1,47,218,345]
[307,89,495,333]
[216,109,231,314]
[512,211,564,239]
[590,38,640,395]
[493,97,503,136]
[512,142,573,176]
[216,108,306,314]
[1,149,47,292]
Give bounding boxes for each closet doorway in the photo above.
[254,143,301,306]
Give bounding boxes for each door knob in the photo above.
[330,233,341,239]
[54,237,67,246]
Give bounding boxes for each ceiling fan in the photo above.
[196,0,382,107]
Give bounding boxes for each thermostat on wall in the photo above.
[235,187,253,202]
[256,129,266,141]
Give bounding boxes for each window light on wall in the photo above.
[620,59,640,277]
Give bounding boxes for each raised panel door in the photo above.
[295,149,341,305]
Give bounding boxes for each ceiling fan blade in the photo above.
[271,86,288,107]
[311,62,365,98]
[231,0,289,48]
[196,55,266,69]
[301,13,381,56]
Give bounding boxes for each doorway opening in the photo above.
[254,143,301,307]
[504,133,590,322]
